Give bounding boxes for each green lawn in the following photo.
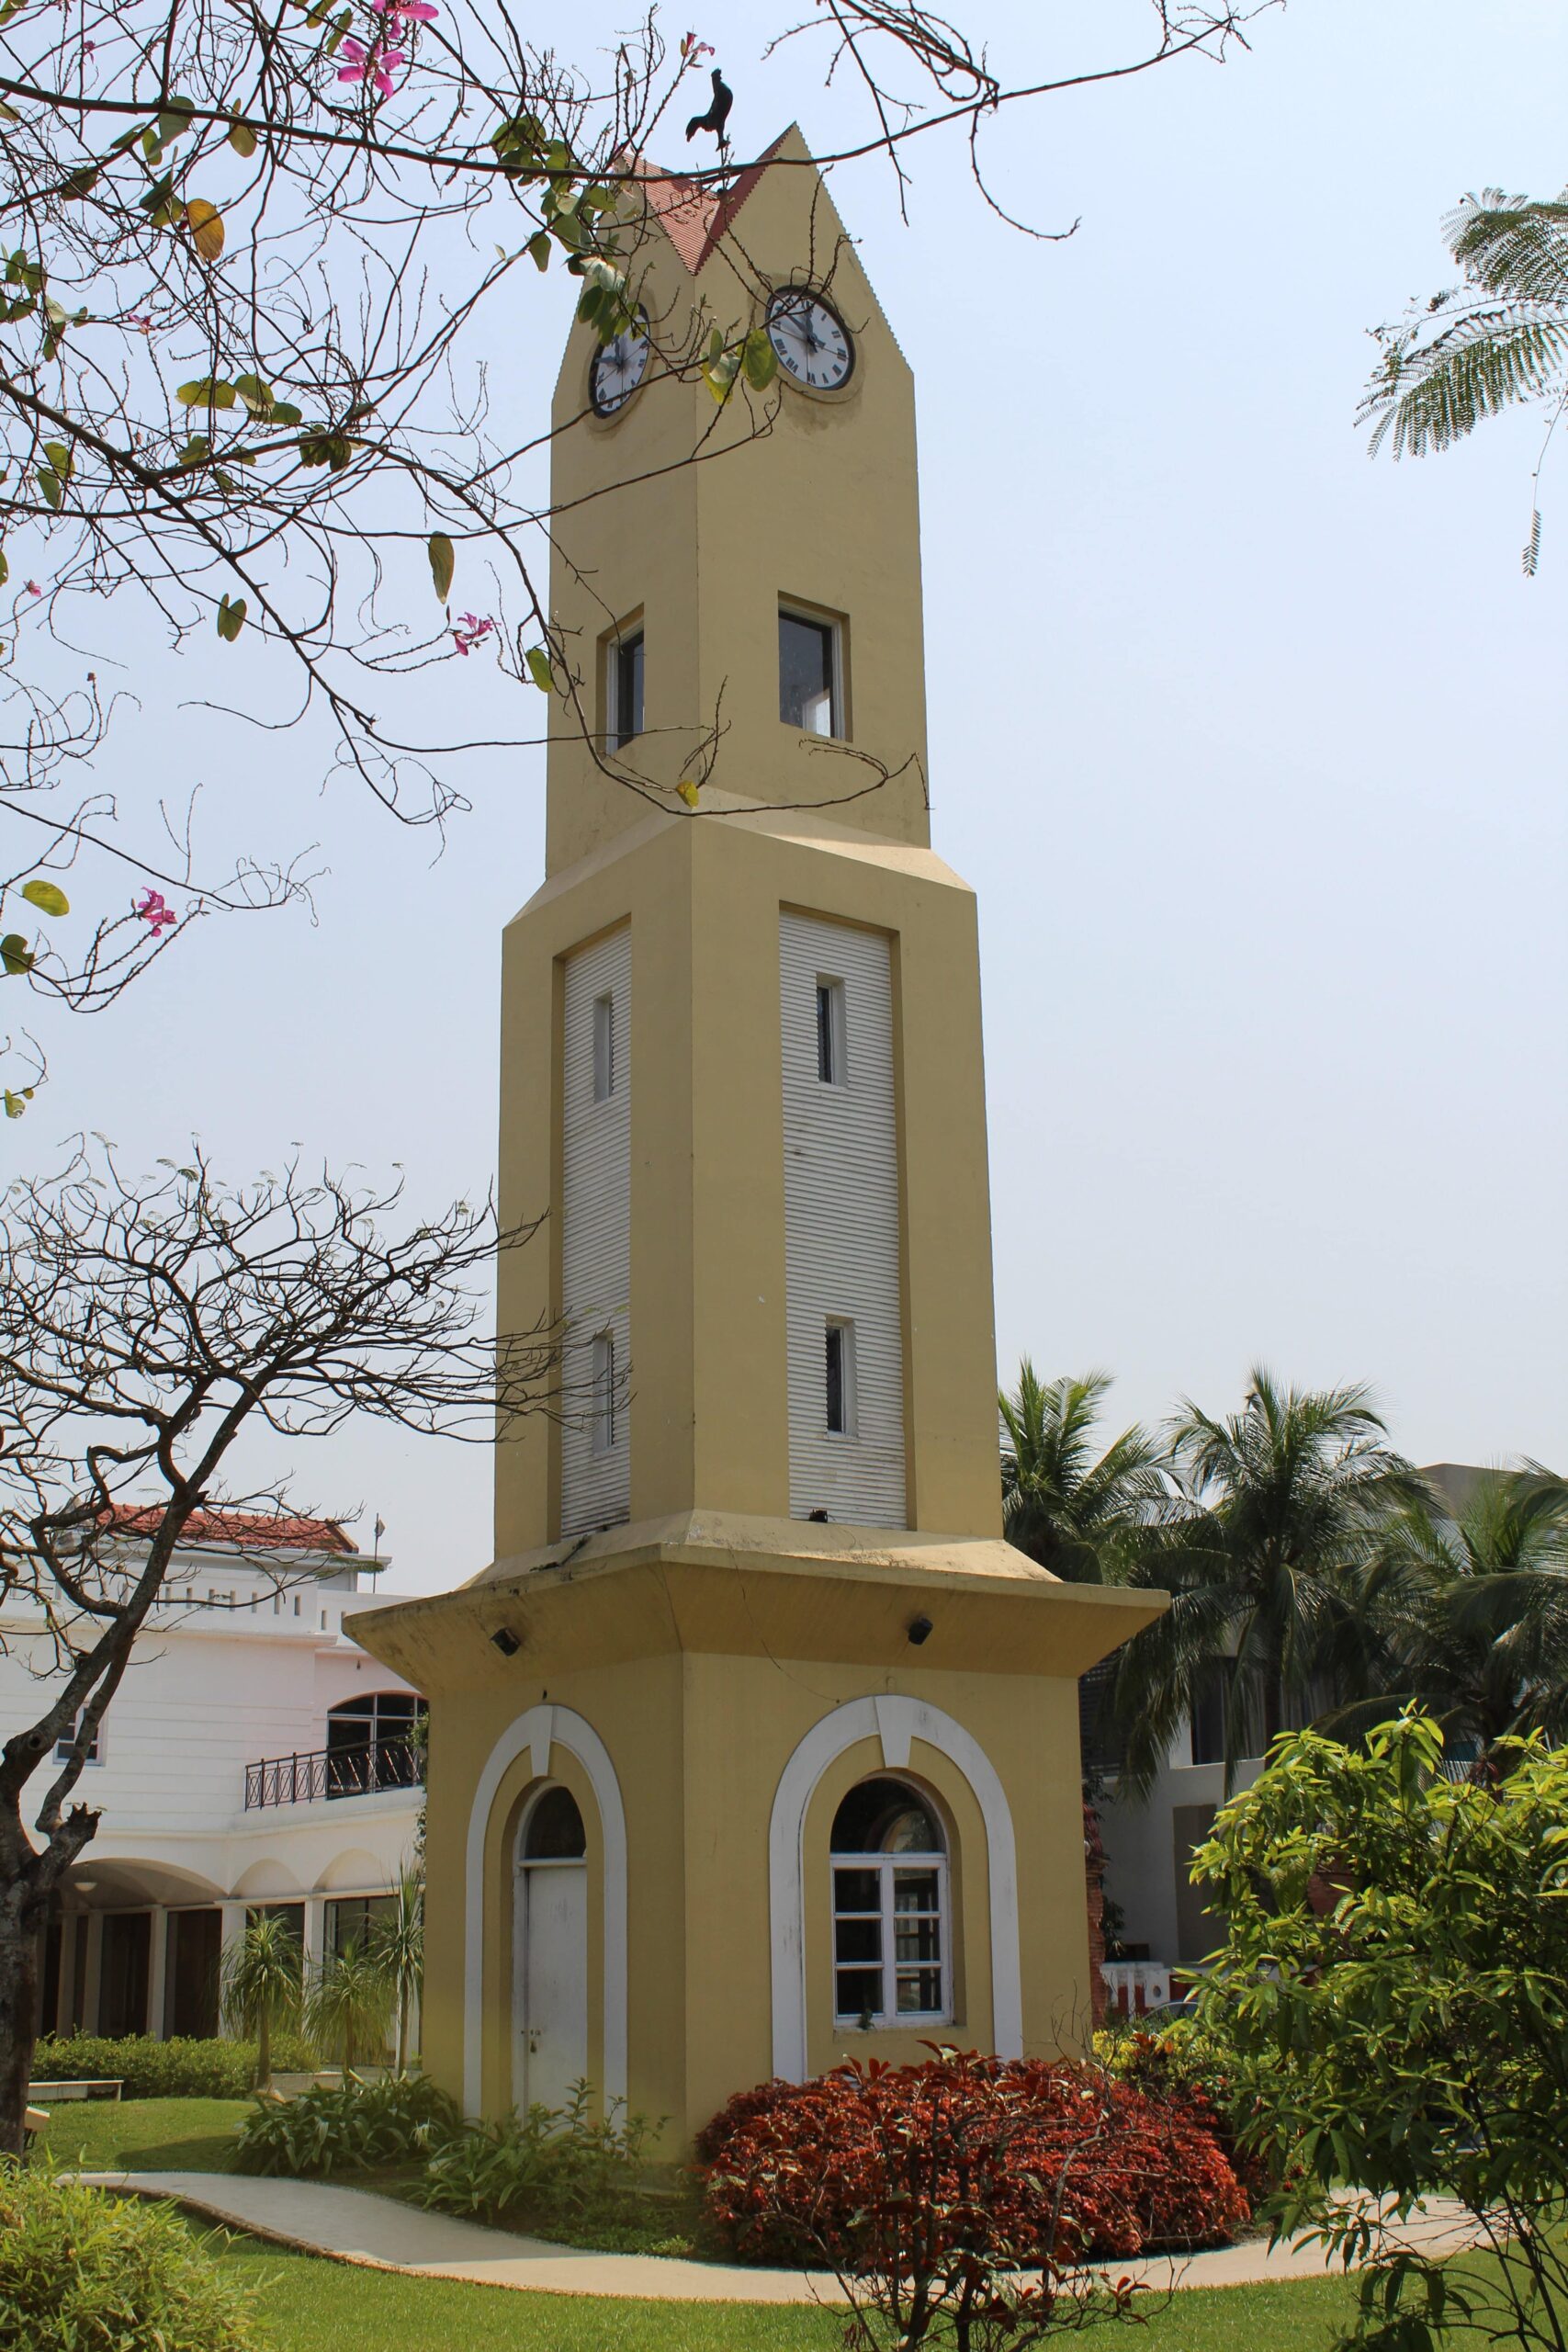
[35,2094,247,2175]
[195,2218,1372,2352]
[21,2100,1512,2352]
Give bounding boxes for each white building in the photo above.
[1,1508,424,2042]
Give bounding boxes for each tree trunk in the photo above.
[0,1867,44,2162]
[256,2006,271,2092]
[396,1984,409,2077]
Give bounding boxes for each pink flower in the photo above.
[681,32,714,63]
[134,888,177,934]
[452,612,494,657]
[375,0,437,21]
[24,582,41,596]
[337,35,403,99]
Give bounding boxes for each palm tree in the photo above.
[998,1364,1169,1583]
[1325,1467,1568,1768]
[1111,1367,1422,1796]
[1360,187,1568,571]
[374,1869,424,2076]
[306,1937,397,2076]
[221,1912,304,2092]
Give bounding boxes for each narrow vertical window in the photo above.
[825,1318,855,1436]
[610,629,644,749]
[591,1330,616,1453]
[779,608,840,736]
[816,976,846,1085]
[592,993,615,1102]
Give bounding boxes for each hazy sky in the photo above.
[19,0,1566,1597]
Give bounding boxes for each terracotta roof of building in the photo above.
[625,130,789,276]
[101,1504,358,1556]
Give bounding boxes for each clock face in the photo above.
[765,288,855,392]
[589,316,650,417]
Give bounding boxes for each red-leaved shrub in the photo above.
[700,2049,1249,2268]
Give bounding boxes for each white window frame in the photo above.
[830,1844,951,2028]
[825,1316,857,1438]
[779,603,844,740]
[591,1329,617,1454]
[55,1709,103,1767]
[815,974,847,1087]
[592,993,615,1103]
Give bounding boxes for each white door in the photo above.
[515,1861,588,2114]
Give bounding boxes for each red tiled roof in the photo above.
[101,1505,358,1556]
[624,130,788,277]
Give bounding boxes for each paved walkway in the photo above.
[78,2172,1480,2304]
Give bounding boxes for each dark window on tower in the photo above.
[816,977,845,1084]
[825,1319,855,1435]
[611,629,644,749]
[779,609,839,736]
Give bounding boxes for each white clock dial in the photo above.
[765,288,854,392]
[589,316,650,417]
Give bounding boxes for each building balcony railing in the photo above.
[243,1736,423,1811]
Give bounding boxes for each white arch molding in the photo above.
[768,1695,1022,2081]
[462,1703,626,2116]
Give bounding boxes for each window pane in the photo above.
[779,612,835,734]
[817,982,834,1082]
[614,633,644,746]
[896,1968,943,2013]
[833,1867,880,1912]
[833,1779,943,1856]
[525,1785,588,1859]
[825,1324,845,1433]
[834,1917,880,1965]
[836,1968,882,2020]
[893,1869,941,1911]
[895,1918,942,1964]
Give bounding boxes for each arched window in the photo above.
[325,1690,426,1797]
[830,1775,949,2027]
[523,1785,587,1860]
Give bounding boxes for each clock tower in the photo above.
[356,130,1160,2148]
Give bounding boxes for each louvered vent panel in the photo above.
[559,925,631,1535]
[781,912,907,1526]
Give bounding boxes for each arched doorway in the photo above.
[513,1785,588,2112]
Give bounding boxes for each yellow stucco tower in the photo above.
[355,131,1160,2149]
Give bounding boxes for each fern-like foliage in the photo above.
[1359,186,1568,467]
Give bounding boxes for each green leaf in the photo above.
[4,1089,28,1118]
[36,468,62,510]
[176,378,236,410]
[21,878,68,917]
[42,440,72,480]
[185,198,225,263]
[526,232,551,273]
[216,594,247,640]
[60,163,99,199]
[427,531,455,602]
[742,329,778,391]
[0,102,18,125]
[141,127,164,163]
[525,645,555,693]
[157,97,197,143]
[229,121,258,157]
[0,547,8,587]
[324,9,351,54]
[1,933,34,976]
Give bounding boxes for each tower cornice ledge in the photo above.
[350,1514,1165,1693]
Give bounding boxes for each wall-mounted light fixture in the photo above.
[490,1625,522,1658]
[907,1614,933,1647]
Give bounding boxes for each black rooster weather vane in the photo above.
[685,65,734,165]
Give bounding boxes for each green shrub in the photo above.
[30,2030,318,2098]
[415,2081,655,2237]
[235,2071,458,2177]
[0,2160,266,2351]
